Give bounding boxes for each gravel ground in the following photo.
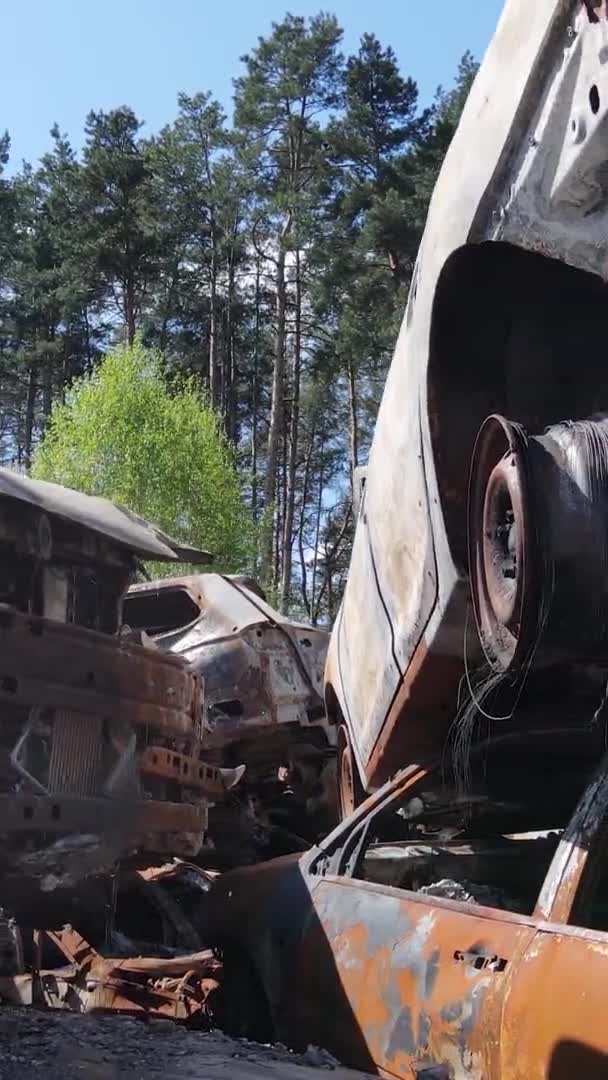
[0,1009,377,1079]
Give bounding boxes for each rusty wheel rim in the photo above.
[482,457,525,631]
[468,414,538,673]
[338,727,356,819]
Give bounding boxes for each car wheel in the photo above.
[219,945,274,1043]
[337,725,364,819]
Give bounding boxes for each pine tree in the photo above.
[234,14,343,592]
[81,108,163,345]
[309,33,427,491]
[148,94,251,440]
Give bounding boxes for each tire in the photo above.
[337,725,365,820]
[219,945,274,1043]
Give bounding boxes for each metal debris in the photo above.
[418,878,524,912]
[0,859,222,1024]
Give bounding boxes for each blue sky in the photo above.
[2,0,505,169]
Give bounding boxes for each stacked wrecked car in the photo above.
[203,3,608,1077]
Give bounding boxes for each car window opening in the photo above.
[346,729,602,917]
[123,586,201,636]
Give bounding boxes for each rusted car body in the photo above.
[0,860,221,1024]
[124,575,334,856]
[324,0,608,812]
[0,468,235,902]
[206,725,608,1078]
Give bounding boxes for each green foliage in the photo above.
[31,341,254,575]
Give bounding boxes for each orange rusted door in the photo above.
[500,774,608,1080]
[296,875,536,1079]
[500,925,608,1080]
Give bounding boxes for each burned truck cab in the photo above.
[0,492,131,630]
[0,469,218,905]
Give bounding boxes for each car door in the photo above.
[290,786,537,1079]
[499,763,608,1080]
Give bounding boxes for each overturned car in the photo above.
[325,0,608,825]
[124,575,335,863]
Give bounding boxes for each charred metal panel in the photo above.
[324,0,571,791]
[35,927,220,1022]
[0,793,206,842]
[502,928,608,1079]
[0,582,207,879]
[299,877,535,1077]
[140,746,245,799]
[334,526,403,775]
[125,577,332,795]
[125,575,330,750]
[0,467,212,564]
[502,757,608,1078]
[0,860,222,1024]
[206,732,608,1074]
[0,606,200,738]
[48,711,103,796]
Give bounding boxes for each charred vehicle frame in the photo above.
[124,574,334,863]
[0,468,238,906]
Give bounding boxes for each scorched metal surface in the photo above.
[324,0,608,813]
[206,728,608,1078]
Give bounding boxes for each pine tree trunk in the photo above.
[160,260,180,354]
[83,307,93,375]
[225,250,238,443]
[279,251,302,613]
[274,432,286,592]
[23,366,37,471]
[125,275,136,346]
[298,432,314,618]
[251,257,261,523]
[347,355,359,484]
[260,218,290,585]
[311,438,326,626]
[208,253,220,409]
[41,355,53,431]
[327,564,334,622]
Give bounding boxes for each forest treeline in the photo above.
[0,15,477,620]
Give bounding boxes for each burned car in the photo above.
[325,0,608,816]
[0,468,238,906]
[124,575,334,861]
[206,723,608,1078]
